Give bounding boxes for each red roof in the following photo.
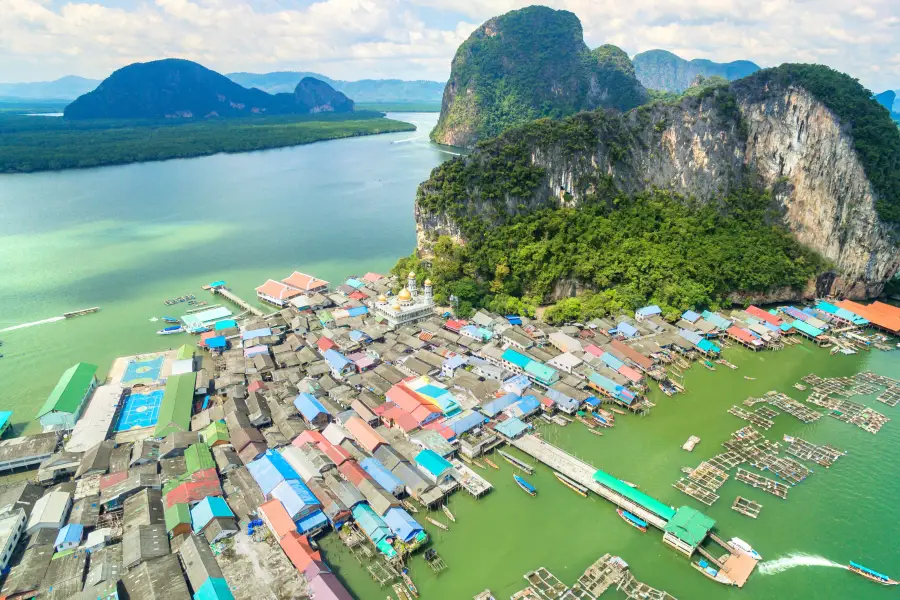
[422,421,455,440]
[99,471,128,491]
[318,441,351,466]
[385,384,422,414]
[280,531,321,572]
[316,337,336,352]
[382,406,419,433]
[444,319,467,332]
[746,305,783,326]
[337,460,370,486]
[538,395,554,407]
[164,479,222,508]
[259,499,297,540]
[727,326,759,345]
[257,279,303,301]
[609,339,654,370]
[348,291,367,300]
[282,271,329,292]
[293,430,327,447]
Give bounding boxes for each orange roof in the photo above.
[282,271,329,291]
[344,416,387,452]
[256,279,303,301]
[259,499,297,540]
[608,340,654,370]
[362,272,384,283]
[836,300,900,334]
[382,405,419,433]
[411,404,440,424]
[292,430,327,447]
[280,531,321,572]
[385,384,422,414]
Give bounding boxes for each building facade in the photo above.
[371,273,435,329]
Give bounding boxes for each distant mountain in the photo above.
[64,59,353,120]
[431,6,647,148]
[228,71,445,103]
[633,50,760,92]
[875,90,895,111]
[0,75,100,100]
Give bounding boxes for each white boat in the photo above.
[729,537,762,560]
[682,435,700,451]
[157,325,184,335]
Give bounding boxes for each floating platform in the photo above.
[673,478,719,506]
[735,468,789,499]
[686,462,729,491]
[63,306,100,318]
[731,496,762,519]
[784,437,846,467]
[728,406,774,430]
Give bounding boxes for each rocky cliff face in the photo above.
[416,79,900,298]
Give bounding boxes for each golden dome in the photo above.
[377,294,387,303]
[408,271,416,278]
[424,279,432,286]
[398,288,412,301]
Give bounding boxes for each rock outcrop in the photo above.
[416,74,900,299]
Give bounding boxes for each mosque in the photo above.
[372,272,435,328]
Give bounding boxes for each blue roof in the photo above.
[442,354,468,370]
[701,310,732,329]
[247,451,301,495]
[296,509,329,534]
[444,409,487,436]
[324,349,351,371]
[346,306,368,317]
[351,504,392,545]
[616,322,638,337]
[791,320,825,338]
[191,496,234,532]
[346,278,364,289]
[360,458,405,495]
[271,480,321,519]
[599,352,624,371]
[194,577,235,600]
[507,395,540,418]
[55,524,83,547]
[584,397,600,407]
[214,319,238,331]
[501,348,532,369]
[415,449,453,478]
[678,328,703,345]
[696,339,721,354]
[241,327,272,340]
[505,315,522,325]
[588,373,635,405]
[480,393,520,418]
[636,305,662,317]
[502,374,531,395]
[544,389,580,411]
[209,280,226,288]
[0,411,12,431]
[349,330,367,342]
[293,393,329,423]
[206,336,227,349]
[495,417,531,438]
[681,310,701,323]
[383,507,424,543]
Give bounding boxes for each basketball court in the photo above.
[115,389,163,431]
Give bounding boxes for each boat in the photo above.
[728,537,762,560]
[682,435,700,451]
[156,325,184,335]
[616,508,648,532]
[425,516,449,530]
[514,474,536,496]
[401,500,419,513]
[591,410,615,427]
[783,435,796,443]
[483,458,500,470]
[692,560,735,585]
[621,480,638,489]
[658,382,674,397]
[703,360,716,371]
[554,471,588,497]
[848,562,899,585]
[473,460,487,469]
[498,450,533,474]
[63,306,100,318]
[588,429,604,436]
[401,570,419,598]
[393,583,411,600]
[442,505,455,523]
[610,407,627,416]
[577,415,598,428]
[744,376,756,380]
[162,317,180,324]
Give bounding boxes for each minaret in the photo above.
[423,279,433,305]
[408,271,417,298]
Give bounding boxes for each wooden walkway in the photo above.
[212,287,266,317]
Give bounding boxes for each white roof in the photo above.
[547,352,583,369]
[170,359,194,376]
[322,423,351,446]
[27,491,70,529]
[549,332,583,353]
[66,384,125,453]
[85,527,112,547]
[0,509,25,542]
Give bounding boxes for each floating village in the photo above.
[0,269,899,599]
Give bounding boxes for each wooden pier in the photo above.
[450,459,493,498]
[211,286,266,317]
[735,468,789,499]
[732,496,763,519]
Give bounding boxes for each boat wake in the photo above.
[391,136,424,144]
[759,553,845,575]
[437,149,461,156]
[0,316,65,333]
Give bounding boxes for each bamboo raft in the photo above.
[731,496,763,518]
[735,468,790,499]
[498,450,534,474]
[673,478,720,506]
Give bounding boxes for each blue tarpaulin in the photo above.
[346,306,368,317]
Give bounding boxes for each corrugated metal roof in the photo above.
[37,362,98,417]
[383,507,424,543]
[414,449,452,478]
[154,372,197,437]
[191,496,234,532]
[593,469,675,520]
[271,480,321,519]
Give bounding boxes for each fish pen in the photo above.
[754,406,779,420]
[525,567,568,598]
[706,451,745,472]
[686,462,729,491]
[673,478,720,506]
[731,496,763,519]
[764,392,823,423]
[877,386,900,407]
[742,396,769,407]
[828,405,890,434]
[749,453,811,485]
[784,437,846,467]
[617,571,678,600]
[735,468,790,499]
[728,406,775,430]
[575,554,628,597]
[367,561,397,586]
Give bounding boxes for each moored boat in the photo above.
[514,474,536,496]
[157,325,183,335]
[554,471,588,497]
[621,480,638,489]
[401,500,419,513]
[848,562,899,585]
[588,429,603,436]
[425,516,449,530]
[591,410,614,427]
[728,537,761,560]
[442,505,455,523]
[401,570,419,598]
[610,407,626,416]
[473,460,487,469]
[162,316,179,324]
[616,508,647,532]
[744,376,756,380]
[484,458,500,470]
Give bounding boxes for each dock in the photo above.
[510,435,668,529]
[731,496,762,519]
[735,468,790,499]
[211,286,266,317]
[450,459,492,498]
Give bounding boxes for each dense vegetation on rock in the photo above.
[398,188,827,319]
[740,64,900,223]
[633,49,760,93]
[228,71,445,103]
[65,59,353,120]
[0,111,413,173]
[430,6,646,147]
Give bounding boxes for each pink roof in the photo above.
[337,460,370,486]
[318,441,351,466]
[727,326,761,345]
[345,416,387,452]
[282,271,329,291]
[423,421,455,440]
[259,499,297,540]
[353,356,376,370]
[317,337,336,352]
[293,430,327,447]
[348,291,367,300]
[257,279,303,301]
[248,380,267,393]
[584,344,604,358]
[617,365,643,383]
[385,384,422,414]
[309,572,354,600]
[362,272,384,283]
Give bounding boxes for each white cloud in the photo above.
[0,0,897,91]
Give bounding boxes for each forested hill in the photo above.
[411,64,900,317]
[633,49,760,92]
[64,59,354,120]
[228,72,445,103]
[430,6,647,148]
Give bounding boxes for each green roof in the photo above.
[164,502,192,532]
[37,362,98,418]
[184,443,215,474]
[176,344,196,360]
[524,361,558,384]
[203,421,229,446]
[663,506,716,547]
[592,469,676,520]
[162,472,190,496]
[154,372,197,437]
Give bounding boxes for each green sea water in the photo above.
[1,111,898,599]
[320,345,900,600]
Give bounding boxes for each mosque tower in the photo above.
[408,271,418,298]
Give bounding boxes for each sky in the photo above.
[1,0,898,91]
